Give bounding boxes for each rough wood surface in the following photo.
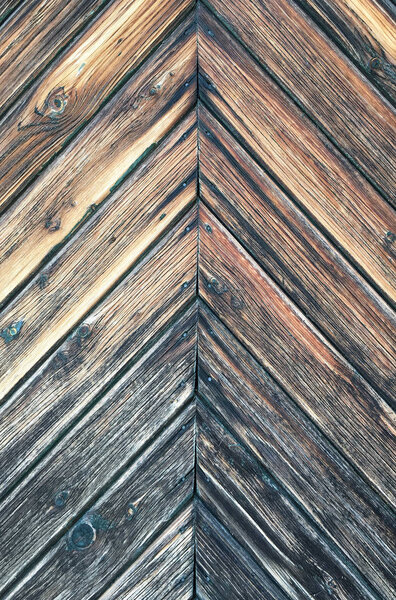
[199,108,396,403]
[198,7,396,302]
[2,407,195,599]
[0,0,193,211]
[199,205,396,507]
[204,0,396,202]
[198,305,395,599]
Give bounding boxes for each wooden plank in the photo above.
[2,406,195,599]
[0,15,196,304]
[199,204,396,507]
[198,305,396,599]
[197,401,377,600]
[199,108,396,403]
[296,0,396,101]
[196,502,287,600]
[99,508,194,600]
[0,1,23,23]
[0,0,193,210]
[0,0,109,115]
[0,212,197,497]
[198,7,396,302]
[203,0,396,202]
[0,114,196,398]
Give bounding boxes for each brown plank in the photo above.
[199,108,396,404]
[99,508,194,600]
[0,0,193,211]
[196,502,287,600]
[204,0,396,202]
[198,305,396,599]
[0,15,196,305]
[199,204,396,507]
[0,114,196,399]
[198,7,396,302]
[296,0,396,101]
[0,0,109,115]
[1,406,195,598]
[197,401,377,600]
[0,211,197,497]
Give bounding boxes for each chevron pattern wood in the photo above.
[0,1,395,599]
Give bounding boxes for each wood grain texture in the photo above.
[2,406,195,599]
[197,401,377,600]
[199,108,396,403]
[0,0,109,115]
[0,213,197,497]
[204,0,396,202]
[196,502,287,600]
[0,16,196,304]
[198,7,396,302]
[99,508,194,600]
[0,0,193,210]
[296,0,396,100]
[199,205,396,507]
[0,115,196,398]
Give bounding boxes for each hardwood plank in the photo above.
[296,0,396,101]
[0,0,193,210]
[198,7,396,302]
[0,0,109,115]
[199,108,396,403]
[0,15,196,304]
[198,400,382,600]
[2,406,195,599]
[203,0,396,201]
[198,305,396,599]
[196,502,287,600]
[0,212,197,497]
[0,114,196,398]
[199,204,396,507]
[99,508,194,600]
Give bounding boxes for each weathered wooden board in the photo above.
[199,205,396,507]
[198,305,395,599]
[0,0,108,115]
[204,0,396,202]
[0,15,196,304]
[0,0,193,210]
[1,406,195,599]
[296,0,396,100]
[199,108,396,403]
[0,213,197,497]
[99,508,194,600]
[198,7,396,302]
[196,502,287,600]
[0,115,196,397]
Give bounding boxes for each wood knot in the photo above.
[1,320,24,343]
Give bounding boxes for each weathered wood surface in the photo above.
[199,205,396,507]
[0,0,193,211]
[198,7,396,302]
[199,107,396,403]
[1,406,195,599]
[204,0,396,202]
[296,0,396,101]
[198,305,396,599]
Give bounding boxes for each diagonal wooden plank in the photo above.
[203,0,396,202]
[199,204,396,507]
[198,6,396,302]
[98,508,194,600]
[0,0,193,210]
[0,113,196,399]
[199,107,396,403]
[0,211,197,498]
[0,14,196,304]
[1,406,195,599]
[198,304,395,599]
